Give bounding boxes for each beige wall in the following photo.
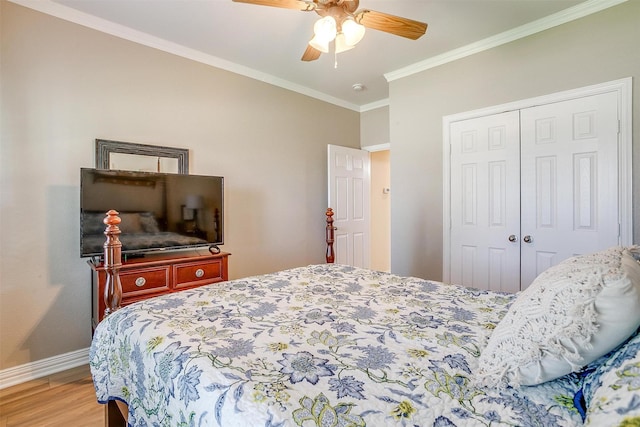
[390,1,640,280]
[370,150,390,271]
[360,106,390,148]
[0,1,359,370]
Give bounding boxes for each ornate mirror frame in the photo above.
[95,139,189,174]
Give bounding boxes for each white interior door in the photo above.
[519,92,620,287]
[328,144,371,268]
[449,111,521,292]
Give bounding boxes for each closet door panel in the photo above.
[449,111,521,292]
[520,92,620,288]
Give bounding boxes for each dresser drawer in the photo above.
[120,266,170,297]
[174,259,223,289]
[91,252,229,327]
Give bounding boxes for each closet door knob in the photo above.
[508,234,517,242]
[523,235,533,243]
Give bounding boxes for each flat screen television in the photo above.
[80,168,224,258]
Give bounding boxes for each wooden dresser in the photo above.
[90,252,230,328]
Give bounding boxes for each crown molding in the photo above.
[359,98,389,112]
[8,0,361,112]
[385,0,628,82]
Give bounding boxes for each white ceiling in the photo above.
[17,0,618,110]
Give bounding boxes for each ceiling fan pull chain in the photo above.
[334,50,338,69]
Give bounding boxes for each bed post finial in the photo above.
[103,210,123,318]
[326,208,335,263]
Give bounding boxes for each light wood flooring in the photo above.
[0,365,103,426]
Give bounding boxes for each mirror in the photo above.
[95,139,189,174]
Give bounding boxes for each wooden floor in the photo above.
[0,365,104,426]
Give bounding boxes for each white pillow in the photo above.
[476,246,640,388]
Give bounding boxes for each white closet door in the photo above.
[449,111,521,292]
[519,92,620,288]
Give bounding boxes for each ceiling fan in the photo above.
[232,0,428,62]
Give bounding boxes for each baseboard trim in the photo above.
[0,347,90,390]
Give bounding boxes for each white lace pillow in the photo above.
[476,246,640,388]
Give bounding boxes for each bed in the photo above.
[90,210,640,426]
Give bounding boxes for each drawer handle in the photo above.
[135,277,146,287]
[195,268,205,278]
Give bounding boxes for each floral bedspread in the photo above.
[90,264,584,426]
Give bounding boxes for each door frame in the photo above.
[442,77,633,283]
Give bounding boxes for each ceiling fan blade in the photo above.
[355,10,427,40]
[232,0,315,11]
[301,44,322,61]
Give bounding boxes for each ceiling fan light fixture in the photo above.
[309,36,330,53]
[334,33,355,54]
[341,18,365,46]
[309,16,337,53]
[313,16,337,42]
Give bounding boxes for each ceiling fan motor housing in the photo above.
[315,5,354,32]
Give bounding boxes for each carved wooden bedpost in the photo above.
[103,210,123,318]
[326,208,335,263]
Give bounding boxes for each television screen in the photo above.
[80,168,224,257]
